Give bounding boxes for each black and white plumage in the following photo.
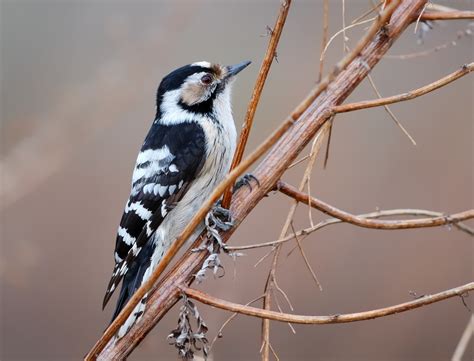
[103,60,250,337]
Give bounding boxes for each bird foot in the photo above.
[206,205,233,232]
[233,173,260,193]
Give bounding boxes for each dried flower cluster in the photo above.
[168,294,209,360]
[193,205,243,282]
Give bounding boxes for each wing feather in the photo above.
[103,122,206,309]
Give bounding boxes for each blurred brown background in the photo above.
[1,1,472,360]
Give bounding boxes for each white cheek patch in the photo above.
[159,89,208,125]
[180,72,214,106]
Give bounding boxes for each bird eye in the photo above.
[201,74,213,85]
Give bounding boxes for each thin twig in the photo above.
[292,0,402,121]
[273,290,296,334]
[261,246,281,361]
[342,39,417,145]
[287,154,310,169]
[268,342,280,361]
[366,73,417,145]
[320,17,376,66]
[221,0,292,208]
[209,295,264,352]
[333,62,474,113]
[421,10,474,21]
[322,118,333,168]
[342,0,348,53]
[290,222,323,291]
[317,0,330,82]
[451,315,474,361]
[183,282,474,324]
[414,1,429,34]
[384,32,472,60]
[278,181,474,230]
[352,1,383,24]
[227,208,474,253]
[273,279,294,312]
[260,121,331,360]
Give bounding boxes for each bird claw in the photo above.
[233,173,260,192]
[206,205,233,232]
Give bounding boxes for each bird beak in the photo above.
[226,60,251,78]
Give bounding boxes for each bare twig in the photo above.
[322,119,333,169]
[292,0,402,121]
[451,315,474,361]
[290,222,322,291]
[320,17,376,66]
[342,0,348,52]
[209,295,264,352]
[274,279,294,312]
[385,35,472,59]
[333,62,474,113]
[268,342,280,361]
[318,0,330,82]
[227,208,474,253]
[278,181,474,231]
[261,247,280,360]
[183,282,474,324]
[414,2,429,34]
[352,1,383,24]
[287,155,310,169]
[421,10,474,21]
[221,0,292,208]
[366,73,417,145]
[273,290,296,334]
[260,122,330,360]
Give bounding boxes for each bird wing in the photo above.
[103,123,206,309]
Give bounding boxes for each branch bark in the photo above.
[88,1,435,359]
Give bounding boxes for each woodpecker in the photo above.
[103,60,251,337]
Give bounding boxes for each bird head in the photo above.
[155,60,251,123]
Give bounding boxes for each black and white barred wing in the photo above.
[103,124,206,310]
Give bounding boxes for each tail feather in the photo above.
[108,234,171,338]
[111,240,156,323]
